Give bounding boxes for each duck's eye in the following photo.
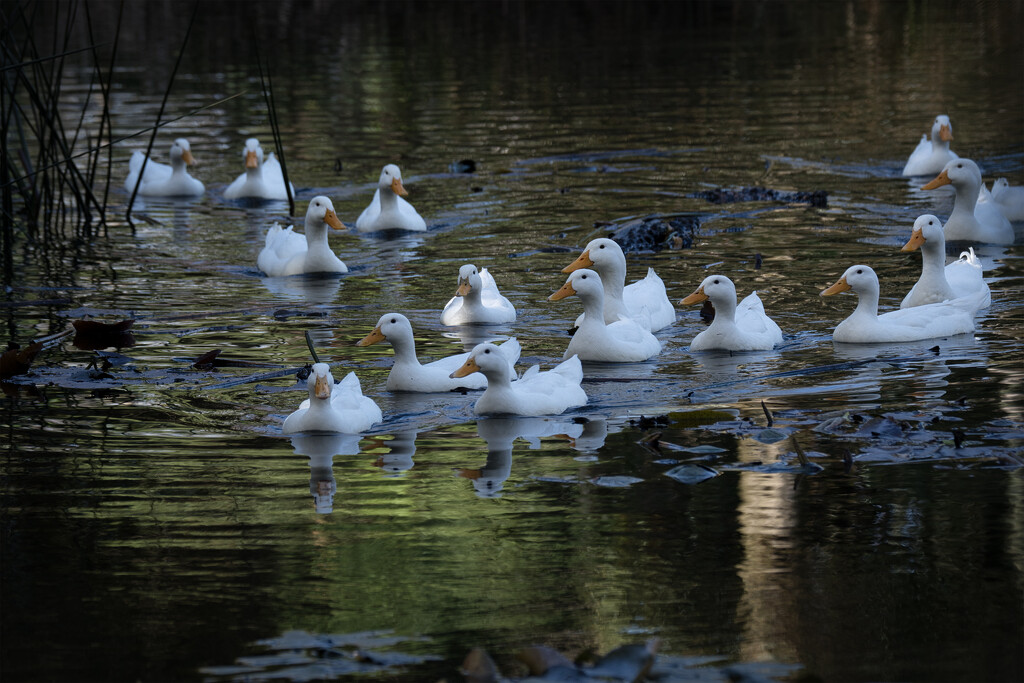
[390,318,396,324]
[581,274,587,279]
[856,269,863,274]
[484,348,490,354]
[713,279,719,284]
[599,244,605,249]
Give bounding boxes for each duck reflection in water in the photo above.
[458,417,585,498]
[260,272,343,306]
[367,431,417,474]
[290,433,362,514]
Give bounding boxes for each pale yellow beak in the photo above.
[455,277,471,297]
[680,285,708,306]
[901,228,926,252]
[939,124,953,142]
[390,176,408,197]
[245,150,259,169]
[451,357,480,378]
[356,327,385,347]
[549,281,577,301]
[821,276,851,296]
[922,169,951,191]
[323,208,345,231]
[314,374,331,400]
[182,149,195,165]
[562,250,594,274]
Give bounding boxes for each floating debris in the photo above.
[604,215,701,253]
[1,341,44,379]
[71,318,135,350]
[690,186,828,207]
[664,463,720,484]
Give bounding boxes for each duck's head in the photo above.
[821,265,877,297]
[305,196,345,231]
[901,215,943,252]
[549,268,602,302]
[451,342,504,378]
[378,164,408,196]
[357,312,411,347]
[931,115,953,143]
[562,237,623,273]
[172,138,195,166]
[244,138,263,169]
[992,177,1009,194]
[307,362,334,400]
[922,158,981,192]
[456,264,481,296]
[680,274,736,306]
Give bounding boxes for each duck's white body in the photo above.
[991,178,1024,221]
[440,265,516,325]
[282,364,382,434]
[923,159,1014,245]
[563,238,674,331]
[821,265,975,343]
[452,343,587,416]
[224,138,295,200]
[125,138,204,197]
[551,269,662,362]
[900,214,990,312]
[355,164,426,232]
[902,115,958,177]
[258,196,348,276]
[681,275,783,351]
[357,312,520,392]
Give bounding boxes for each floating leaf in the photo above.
[592,475,644,488]
[664,464,719,484]
[72,318,135,350]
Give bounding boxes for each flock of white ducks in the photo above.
[122,120,1017,432]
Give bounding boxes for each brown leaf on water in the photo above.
[193,349,222,368]
[516,645,575,675]
[0,342,44,379]
[72,319,136,350]
[461,648,499,683]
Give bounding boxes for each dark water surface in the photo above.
[3,2,1023,681]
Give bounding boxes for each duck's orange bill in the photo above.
[451,358,480,378]
[680,286,708,306]
[549,282,576,301]
[182,149,196,165]
[391,177,409,197]
[324,209,345,231]
[901,229,926,252]
[314,374,331,399]
[922,169,951,191]
[356,328,385,346]
[562,250,593,274]
[456,278,471,297]
[820,277,851,296]
[246,150,259,169]
[939,124,953,142]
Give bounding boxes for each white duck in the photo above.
[224,138,295,200]
[451,343,587,416]
[922,158,1014,245]
[821,265,975,343]
[991,177,1024,221]
[902,115,958,177]
[900,214,990,312]
[440,265,516,325]
[563,238,675,331]
[680,275,783,351]
[355,164,427,232]
[282,364,382,434]
[258,196,348,276]
[124,138,204,196]
[550,269,662,362]
[356,312,520,392]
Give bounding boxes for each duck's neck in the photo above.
[931,131,950,154]
[477,368,514,408]
[388,333,421,366]
[306,394,334,419]
[853,288,880,319]
[304,221,331,253]
[920,241,950,284]
[379,187,400,212]
[246,165,263,183]
[951,181,980,221]
[577,291,607,329]
[170,155,187,176]
[464,282,483,308]
[707,295,737,329]
[598,260,626,300]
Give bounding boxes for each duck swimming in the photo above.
[900,214,990,312]
[224,138,294,201]
[680,275,783,351]
[124,138,204,197]
[355,164,427,232]
[902,115,957,177]
[991,177,1024,222]
[562,237,675,331]
[821,264,975,343]
[451,342,587,416]
[440,265,516,325]
[282,364,382,434]
[922,158,1014,245]
[357,312,520,392]
[550,269,661,362]
[258,196,348,276]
